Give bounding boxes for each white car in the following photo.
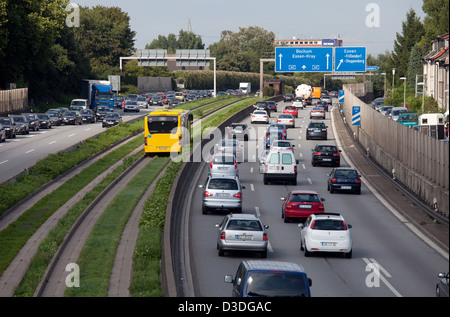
[299,213,353,258]
[270,140,295,152]
[277,113,295,128]
[251,110,269,124]
[292,99,304,110]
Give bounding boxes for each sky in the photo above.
[73,0,426,56]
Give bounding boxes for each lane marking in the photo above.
[362,257,402,297]
[25,149,35,154]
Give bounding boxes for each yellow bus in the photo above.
[144,109,193,155]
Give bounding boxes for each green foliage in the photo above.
[422,0,450,50]
[145,30,204,53]
[263,86,275,97]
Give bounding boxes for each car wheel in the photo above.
[330,186,335,194]
[202,206,208,215]
[300,239,304,251]
[356,189,361,195]
[345,249,352,259]
[218,247,225,256]
[304,244,311,257]
[263,175,268,185]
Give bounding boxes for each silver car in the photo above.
[215,139,244,162]
[124,101,139,112]
[199,175,245,214]
[209,153,238,177]
[215,213,269,258]
[277,113,295,128]
[136,97,148,109]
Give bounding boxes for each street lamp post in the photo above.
[381,72,386,98]
[400,77,406,107]
[392,68,396,98]
[417,82,425,113]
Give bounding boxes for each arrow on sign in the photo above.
[326,54,330,69]
[336,59,343,70]
[278,54,283,70]
[302,65,306,70]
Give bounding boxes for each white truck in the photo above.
[295,84,312,105]
[239,82,251,94]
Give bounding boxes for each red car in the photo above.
[281,190,325,222]
[283,105,298,118]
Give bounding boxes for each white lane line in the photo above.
[0,160,8,165]
[254,206,260,217]
[68,134,75,138]
[25,149,35,154]
[250,184,255,191]
[49,141,56,145]
[307,178,312,184]
[250,167,253,173]
[362,257,402,297]
[302,164,306,170]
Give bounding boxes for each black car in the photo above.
[151,96,163,106]
[10,115,29,135]
[81,109,96,123]
[316,100,329,112]
[283,94,294,102]
[22,113,40,131]
[436,272,449,297]
[95,105,111,121]
[254,101,271,117]
[61,110,82,125]
[327,167,362,194]
[311,144,341,167]
[46,111,62,126]
[102,112,122,128]
[36,113,52,129]
[267,101,277,112]
[306,121,328,140]
[0,117,17,138]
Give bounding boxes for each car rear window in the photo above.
[310,123,325,128]
[290,193,320,202]
[208,179,238,190]
[313,220,346,230]
[334,169,358,178]
[213,155,235,165]
[282,153,293,164]
[245,272,309,297]
[226,219,262,231]
[317,146,337,152]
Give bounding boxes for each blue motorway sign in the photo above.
[334,47,366,72]
[339,90,345,103]
[366,66,379,71]
[352,106,361,126]
[275,47,333,72]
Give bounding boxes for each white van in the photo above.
[391,106,408,121]
[70,99,89,110]
[262,149,298,185]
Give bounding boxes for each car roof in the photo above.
[242,260,306,273]
[289,189,319,195]
[310,212,344,220]
[228,213,260,220]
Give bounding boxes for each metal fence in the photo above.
[0,88,28,114]
[342,85,449,217]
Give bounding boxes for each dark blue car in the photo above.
[327,167,361,195]
[225,260,312,297]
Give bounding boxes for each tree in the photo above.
[422,0,449,49]
[387,9,424,83]
[145,30,204,53]
[74,5,136,78]
[406,44,424,90]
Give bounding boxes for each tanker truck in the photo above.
[295,84,312,105]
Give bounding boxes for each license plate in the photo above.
[269,166,279,170]
[323,158,331,161]
[314,129,321,132]
[341,186,352,189]
[321,242,337,246]
[216,193,229,197]
[159,147,168,150]
[236,235,253,240]
[298,204,312,209]
[217,167,228,170]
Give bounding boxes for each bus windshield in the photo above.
[147,116,178,134]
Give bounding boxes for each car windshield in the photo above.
[13,116,26,122]
[226,219,262,231]
[309,123,325,128]
[37,114,48,119]
[313,220,346,231]
[213,155,235,165]
[98,106,109,111]
[245,272,308,297]
[273,141,291,147]
[208,179,238,190]
[105,113,120,118]
[71,100,86,106]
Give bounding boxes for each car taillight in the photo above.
[322,128,327,131]
[342,221,348,230]
[220,232,226,240]
[263,233,267,241]
[356,179,361,184]
[333,152,340,156]
[294,165,297,173]
[204,191,213,197]
[314,152,321,155]
[210,160,213,169]
[318,203,324,210]
[289,120,294,122]
[233,192,242,198]
[331,178,337,183]
[310,220,315,229]
[234,160,237,169]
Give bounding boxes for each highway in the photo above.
[186,99,448,297]
[0,108,152,183]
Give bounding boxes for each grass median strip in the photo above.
[64,157,170,297]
